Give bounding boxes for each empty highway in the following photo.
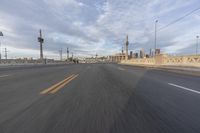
[0,63,200,133]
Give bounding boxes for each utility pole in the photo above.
[38,29,44,59]
[196,36,199,55]
[154,20,158,55]
[125,35,129,61]
[95,53,98,61]
[4,48,8,60]
[122,46,124,54]
[59,49,63,61]
[67,47,69,60]
[150,48,152,57]
[72,52,73,60]
[0,31,3,63]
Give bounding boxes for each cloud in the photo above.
[0,0,200,59]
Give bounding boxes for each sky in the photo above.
[0,0,200,59]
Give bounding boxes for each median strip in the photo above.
[40,74,78,94]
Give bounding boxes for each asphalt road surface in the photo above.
[0,63,200,133]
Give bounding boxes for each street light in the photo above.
[154,20,158,55]
[0,31,3,63]
[196,35,199,55]
[67,47,69,60]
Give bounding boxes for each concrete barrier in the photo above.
[121,54,200,68]
[0,59,67,66]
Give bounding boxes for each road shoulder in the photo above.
[119,63,200,77]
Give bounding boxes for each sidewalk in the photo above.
[159,65,200,72]
[120,63,200,76]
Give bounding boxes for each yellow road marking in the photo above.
[50,74,78,94]
[40,74,78,94]
[40,74,75,94]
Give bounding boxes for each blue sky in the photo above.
[0,0,200,59]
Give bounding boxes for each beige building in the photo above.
[108,53,126,62]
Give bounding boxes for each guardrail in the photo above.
[0,59,67,65]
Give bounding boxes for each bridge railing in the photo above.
[125,58,155,65]
[162,55,200,67]
[121,54,200,67]
[0,59,61,65]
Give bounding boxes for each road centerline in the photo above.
[50,74,79,94]
[40,74,78,95]
[168,83,200,94]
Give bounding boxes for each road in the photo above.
[0,63,200,133]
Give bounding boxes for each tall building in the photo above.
[130,51,133,59]
[155,49,160,55]
[140,49,145,58]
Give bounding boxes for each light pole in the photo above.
[125,35,129,60]
[196,36,199,55]
[154,20,158,55]
[38,29,44,60]
[59,49,63,61]
[67,47,69,60]
[0,31,3,63]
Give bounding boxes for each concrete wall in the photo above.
[0,59,66,66]
[121,54,200,67]
[162,55,200,67]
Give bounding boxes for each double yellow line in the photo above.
[40,74,78,94]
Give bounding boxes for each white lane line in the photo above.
[0,75,9,78]
[118,67,125,71]
[168,83,200,94]
[87,66,91,69]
